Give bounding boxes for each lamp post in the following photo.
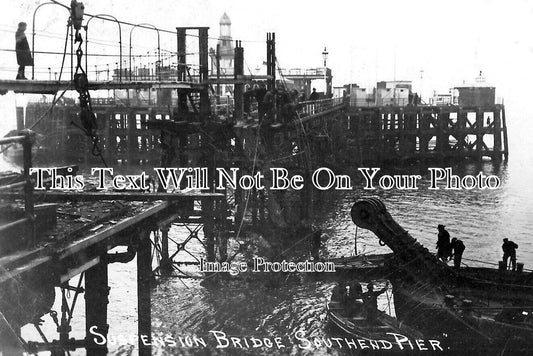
[322,46,329,96]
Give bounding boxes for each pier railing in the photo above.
[0,131,35,246]
[297,97,346,117]
[211,96,346,122]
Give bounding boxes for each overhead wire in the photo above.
[46,1,266,45]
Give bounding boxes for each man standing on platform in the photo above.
[309,88,319,101]
[15,22,33,80]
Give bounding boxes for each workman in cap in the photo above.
[436,224,451,262]
[450,238,465,270]
[502,238,518,271]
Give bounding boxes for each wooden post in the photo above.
[203,134,216,262]
[234,41,244,123]
[22,132,35,247]
[501,105,509,160]
[436,108,448,158]
[216,44,221,104]
[234,135,244,227]
[85,257,108,356]
[492,107,502,161]
[203,197,216,262]
[266,33,276,91]
[198,27,210,120]
[476,108,483,160]
[398,109,406,156]
[16,107,24,131]
[176,28,188,117]
[137,229,151,356]
[376,109,384,161]
[271,33,276,87]
[266,34,272,91]
[127,111,137,165]
[160,224,172,274]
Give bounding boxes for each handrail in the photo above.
[297,97,345,117]
[0,135,27,145]
[0,181,27,191]
[0,218,31,235]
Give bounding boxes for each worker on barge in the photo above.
[363,282,389,322]
[436,224,451,262]
[331,281,364,317]
[502,238,518,271]
[450,238,465,270]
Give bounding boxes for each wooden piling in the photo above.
[493,107,502,161]
[16,107,24,131]
[137,229,151,356]
[475,108,483,160]
[234,41,244,122]
[501,105,509,160]
[198,28,210,120]
[160,224,172,274]
[85,257,109,356]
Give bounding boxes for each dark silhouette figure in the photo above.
[255,83,267,118]
[436,224,451,262]
[243,89,253,114]
[363,282,389,322]
[502,238,518,271]
[309,88,319,101]
[276,87,292,123]
[346,282,363,317]
[331,281,347,302]
[310,229,321,262]
[15,22,33,80]
[290,89,299,103]
[450,238,465,270]
[262,89,276,122]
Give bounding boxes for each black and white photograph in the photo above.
[0,0,532,355]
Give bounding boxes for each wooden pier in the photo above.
[347,105,508,163]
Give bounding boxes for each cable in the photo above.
[0,48,172,58]
[29,20,70,129]
[42,1,266,44]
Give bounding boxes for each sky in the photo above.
[1,0,533,136]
